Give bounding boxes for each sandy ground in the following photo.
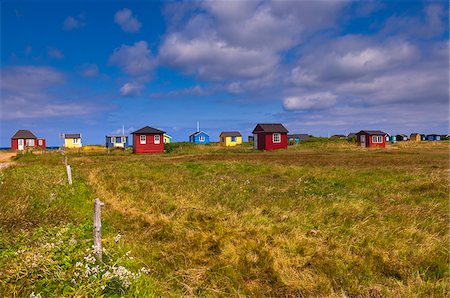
[0,152,16,170]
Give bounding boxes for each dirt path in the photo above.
[0,152,16,170]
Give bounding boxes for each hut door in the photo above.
[253,134,258,149]
[360,135,366,147]
[18,139,24,150]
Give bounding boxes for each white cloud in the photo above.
[159,34,278,80]
[47,47,64,59]
[120,82,144,97]
[63,16,85,31]
[114,8,142,33]
[158,0,346,84]
[0,66,104,120]
[110,41,154,76]
[283,92,337,110]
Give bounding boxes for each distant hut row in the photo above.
[9,126,448,153]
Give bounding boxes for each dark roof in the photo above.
[252,123,288,133]
[347,133,357,138]
[190,131,208,137]
[331,134,346,138]
[106,135,127,137]
[220,131,241,137]
[131,126,165,134]
[288,134,309,140]
[65,133,81,138]
[356,130,386,136]
[11,129,37,139]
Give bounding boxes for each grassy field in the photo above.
[0,140,448,297]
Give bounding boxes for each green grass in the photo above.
[0,141,448,297]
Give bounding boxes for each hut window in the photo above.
[231,136,236,142]
[38,139,43,146]
[199,136,205,142]
[73,138,78,144]
[26,139,35,146]
[140,135,146,144]
[154,135,161,144]
[122,137,126,143]
[273,133,281,143]
[372,136,383,143]
[111,137,115,143]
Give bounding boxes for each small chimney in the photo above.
[197,121,200,132]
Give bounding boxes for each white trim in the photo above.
[372,136,383,143]
[273,133,281,143]
[73,138,79,144]
[154,135,161,144]
[38,139,43,146]
[199,135,205,142]
[140,135,146,144]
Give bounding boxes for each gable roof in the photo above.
[164,134,172,139]
[347,132,357,138]
[252,123,288,133]
[65,133,81,139]
[131,126,165,134]
[356,130,386,136]
[12,129,37,139]
[190,131,209,137]
[220,131,241,137]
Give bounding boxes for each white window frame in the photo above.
[121,137,126,143]
[73,138,79,144]
[372,136,383,143]
[38,139,43,146]
[111,137,115,143]
[199,135,205,142]
[154,135,161,144]
[140,135,146,144]
[273,133,281,143]
[26,139,35,146]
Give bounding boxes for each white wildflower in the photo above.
[114,233,122,243]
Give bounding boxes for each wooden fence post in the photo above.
[66,165,72,185]
[93,198,103,261]
[64,156,68,166]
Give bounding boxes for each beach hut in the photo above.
[426,134,441,141]
[347,133,357,140]
[288,134,310,144]
[106,135,128,148]
[330,134,346,139]
[131,126,165,154]
[356,130,386,148]
[164,134,172,144]
[252,123,288,151]
[395,134,408,141]
[220,131,242,146]
[63,133,82,148]
[409,133,421,142]
[189,131,209,144]
[11,130,46,150]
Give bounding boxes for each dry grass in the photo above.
[1,140,448,297]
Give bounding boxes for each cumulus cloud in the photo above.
[114,8,142,33]
[159,34,278,80]
[110,41,154,76]
[109,41,155,97]
[283,92,337,111]
[63,16,85,30]
[158,0,346,84]
[0,66,103,120]
[47,47,64,59]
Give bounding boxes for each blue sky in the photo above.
[1,0,448,146]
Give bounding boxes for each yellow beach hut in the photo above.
[64,133,82,148]
[220,131,242,147]
[409,133,421,142]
